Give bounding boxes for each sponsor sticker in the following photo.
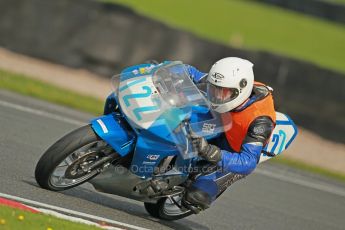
[147,154,160,161]
[202,123,216,134]
[211,72,224,81]
[253,125,265,135]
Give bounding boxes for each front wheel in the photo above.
[35,125,116,191]
[144,194,193,221]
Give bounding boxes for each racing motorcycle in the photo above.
[35,61,297,220]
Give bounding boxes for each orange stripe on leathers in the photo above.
[221,82,276,152]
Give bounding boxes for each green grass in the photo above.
[271,156,345,183]
[0,69,103,115]
[104,0,345,74]
[324,0,345,5]
[0,205,102,230]
[1,68,345,183]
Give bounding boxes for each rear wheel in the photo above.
[35,125,117,191]
[144,194,193,221]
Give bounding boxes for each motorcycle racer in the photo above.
[181,57,276,213]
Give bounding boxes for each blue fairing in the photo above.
[103,62,225,180]
[91,113,135,157]
[130,135,190,178]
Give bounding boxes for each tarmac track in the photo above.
[0,89,344,230]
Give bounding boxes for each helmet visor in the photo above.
[207,83,239,104]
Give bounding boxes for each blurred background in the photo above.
[0,0,344,177]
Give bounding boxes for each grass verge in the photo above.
[325,0,345,5]
[103,0,345,74]
[0,205,102,230]
[1,68,344,183]
[0,69,103,115]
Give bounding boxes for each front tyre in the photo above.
[35,125,113,191]
[144,195,193,221]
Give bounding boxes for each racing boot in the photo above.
[181,186,212,214]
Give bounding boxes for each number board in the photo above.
[118,75,163,129]
[260,112,298,163]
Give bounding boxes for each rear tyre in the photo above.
[35,125,113,191]
[144,196,193,221]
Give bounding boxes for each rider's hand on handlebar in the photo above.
[191,135,222,164]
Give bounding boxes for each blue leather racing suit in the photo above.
[185,65,275,206]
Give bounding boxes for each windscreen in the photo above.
[112,62,232,159]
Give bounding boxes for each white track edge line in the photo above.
[0,99,85,126]
[0,193,150,230]
[34,207,123,230]
[255,169,345,197]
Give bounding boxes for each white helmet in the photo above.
[206,57,254,113]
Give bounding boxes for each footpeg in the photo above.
[150,179,169,193]
[137,179,169,196]
[181,199,202,214]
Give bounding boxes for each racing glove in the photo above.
[192,136,221,164]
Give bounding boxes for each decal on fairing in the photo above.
[202,123,217,134]
[147,154,160,161]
